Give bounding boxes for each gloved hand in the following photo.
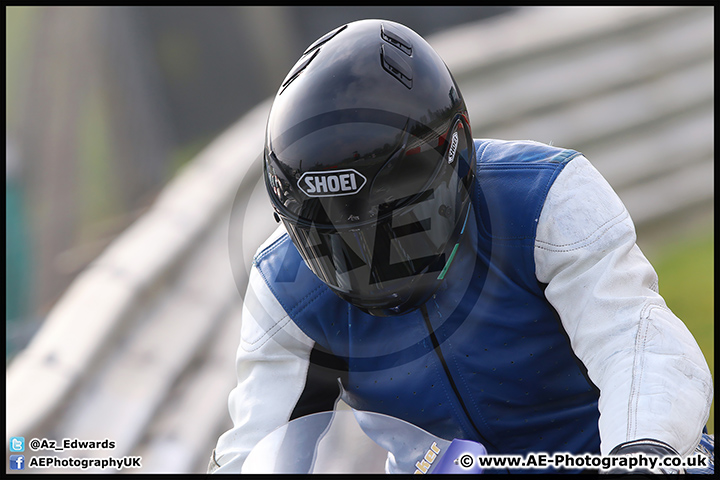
[604,438,683,475]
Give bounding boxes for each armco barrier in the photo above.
[6,6,712,473]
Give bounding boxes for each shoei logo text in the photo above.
[447,131,459,164]
[298,169,367,197]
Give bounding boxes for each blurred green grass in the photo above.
[648,227,714,434]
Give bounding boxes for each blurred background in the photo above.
[5,6,713,474]
[5,5,512,356]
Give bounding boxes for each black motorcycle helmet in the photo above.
[263,19,476,316]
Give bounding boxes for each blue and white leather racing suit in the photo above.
[210,139,713,474]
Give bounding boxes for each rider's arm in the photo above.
[208,229,344,473]
[533,155,712,456]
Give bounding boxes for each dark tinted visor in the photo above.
[279,118,474,312]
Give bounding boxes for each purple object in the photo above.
[430,438,488,474]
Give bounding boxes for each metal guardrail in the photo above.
[435,6,713,232]
[6,6,713,474]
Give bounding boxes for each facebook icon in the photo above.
[10,454,25,470]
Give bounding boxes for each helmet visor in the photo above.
[277,118,474,314]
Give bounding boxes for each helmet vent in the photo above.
[303,24,348,56]
[380,44,413,89]
[381,23,412,56]
[279,48,320,94]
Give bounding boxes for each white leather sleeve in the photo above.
[534,155,713,456]
[210,228,317,473]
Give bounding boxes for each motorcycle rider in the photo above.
[209,19,713,474]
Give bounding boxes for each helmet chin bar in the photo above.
[327,198,472,318]
[332,259,444,317]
